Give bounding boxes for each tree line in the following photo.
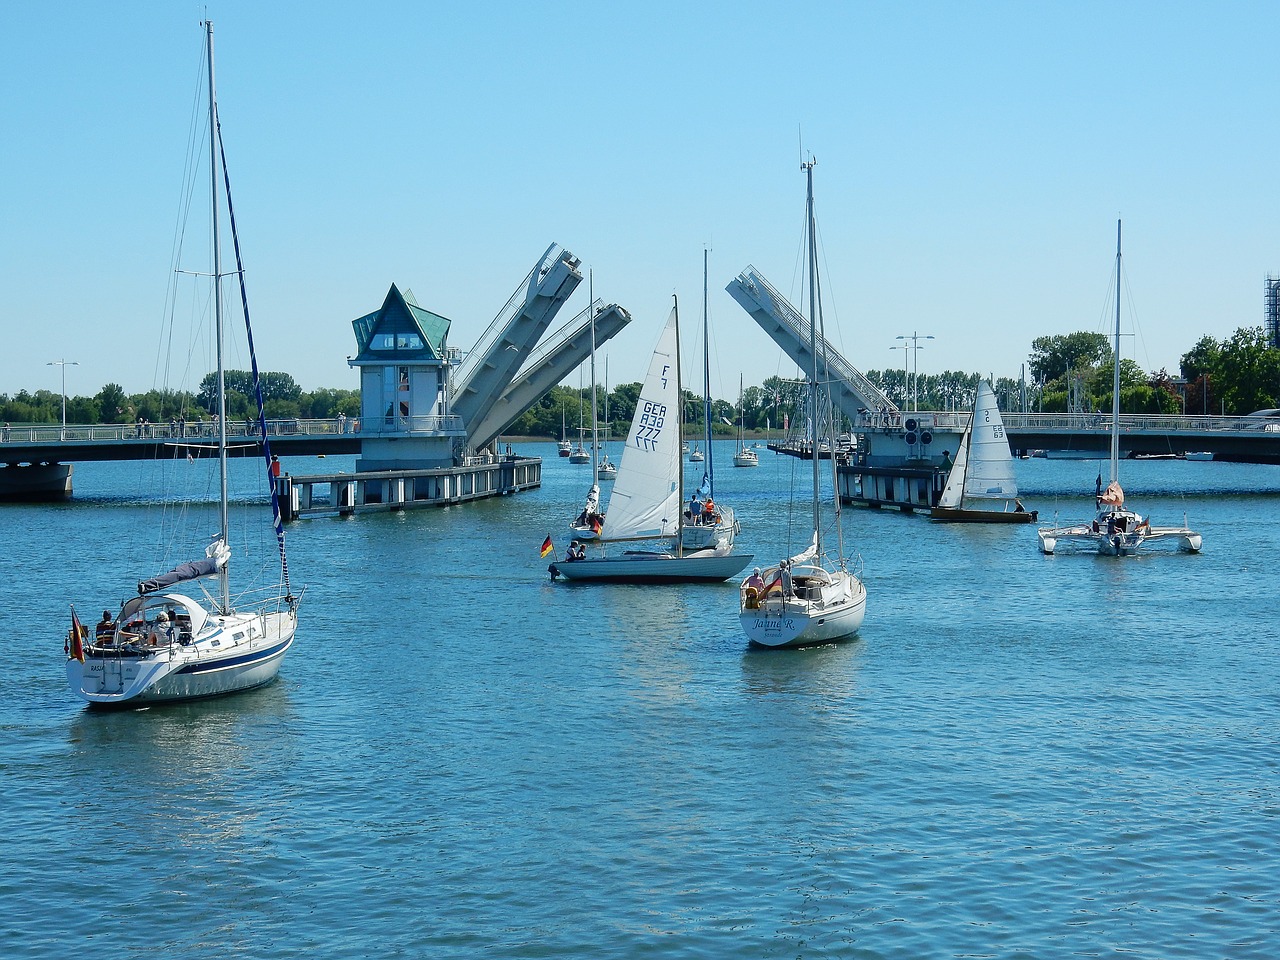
[6,327,1277,434]
[0,372,360,427]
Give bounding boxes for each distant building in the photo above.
[1267,276,1280,349]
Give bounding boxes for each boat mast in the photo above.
[1111,219,1122,486]
[590,271,599,484]
[702,248,714,498]
[206,19,230,613]
[804,158,821,552]
[674,294,684,556]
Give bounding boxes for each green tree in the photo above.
[1029,332,1110,384]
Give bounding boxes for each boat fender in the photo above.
[920,430,932,444]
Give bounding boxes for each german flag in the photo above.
[764,572,784,595]
[68,607,86,663]
[540,535,554,558]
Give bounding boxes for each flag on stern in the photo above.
[68,607,86,662]
[540,535,554,558]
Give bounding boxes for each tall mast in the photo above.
[590,271,598,483]
[205,19,230,613]
[673,294,684,555]
[1111,219,1122,485]
[702,248,713,497]
[804,158,821,550]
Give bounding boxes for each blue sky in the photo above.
[2,1,1276,405]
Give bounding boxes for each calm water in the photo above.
[4,444,1279,958]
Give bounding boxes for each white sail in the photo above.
[600,306,681,541]
[937,420,970,509]
[964,382,1018,499]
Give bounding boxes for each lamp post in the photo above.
[889,344,909,411]
[47,358,79,440]
[895,332,934,412]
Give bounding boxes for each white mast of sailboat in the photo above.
[1110,219,1122,488]
[675,294,685,557]
[702,248,714,498]
[206,19,230,615]
[804,158,821,554]
[590,271,599,485]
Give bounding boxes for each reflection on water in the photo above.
[5,444,1280,958]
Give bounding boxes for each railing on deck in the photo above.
[0,415,465,445]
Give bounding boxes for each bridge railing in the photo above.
[0,416,466,445]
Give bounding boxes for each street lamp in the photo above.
[889,344,909,410]
[895,332,935,412]
[47,358,79,440]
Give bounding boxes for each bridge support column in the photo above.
[0,462,73,502]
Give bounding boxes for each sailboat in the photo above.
[733,373,758,467]
[597,355,617,481]
[66,20,299,705]
[739,158,866,647]
[1037,221,1202,556]
[930,380,1035,522]
[569,289,607,539]
[568,367,590,464]
[681,248,741,552]
[558,405,571,457]
[549,298,753,583]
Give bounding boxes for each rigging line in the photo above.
[215,110,293,600]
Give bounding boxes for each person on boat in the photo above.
[941,450,952,472]
[147,611,174,647]
[702,497,717,524]
[95,610,116,645]
[688,492,702,524]
[780,560,794,598]
[1014,498,1026,513]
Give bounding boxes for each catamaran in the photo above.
[65,21,300,704]
[1037,222,1202,556]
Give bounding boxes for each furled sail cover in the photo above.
[600,305,681,541]
[138,558,220,594]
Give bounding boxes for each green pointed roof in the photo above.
[350,284,450,362]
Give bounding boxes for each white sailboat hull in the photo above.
[739,569,866,648]
[68,609,296,706]
[733,451,759,467]
[550,549,752,584]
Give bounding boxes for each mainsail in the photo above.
[940,381,1018,508]
[599,306,681,541]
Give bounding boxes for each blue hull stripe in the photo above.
[176,637,292,676]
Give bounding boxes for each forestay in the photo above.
[599,306,681,542]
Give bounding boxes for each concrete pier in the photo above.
[0,462,73,502]
[276,454,541,520]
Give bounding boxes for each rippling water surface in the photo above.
[4,445,1279,958]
